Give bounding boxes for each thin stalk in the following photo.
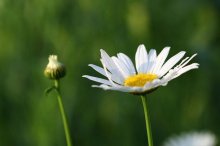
[141,95,153,146]
[55,80,72,146]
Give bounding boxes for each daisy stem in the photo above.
[141,95,153,146]
[55,80,72,146]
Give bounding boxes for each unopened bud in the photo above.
[44,55,66,80]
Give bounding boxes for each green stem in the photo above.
[55,80,72,146]
[141,96,153,146]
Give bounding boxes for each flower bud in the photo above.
[44,55,66,80]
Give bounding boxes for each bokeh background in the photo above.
[0,0,219,145]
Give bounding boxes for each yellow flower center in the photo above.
[124,73,158,87]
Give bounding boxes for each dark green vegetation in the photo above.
[0,0,219,145]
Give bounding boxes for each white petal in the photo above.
[160,62,199,84]
[146,49,157,73]
[92,84,143,93]
[173,63,199,79]
[178,56,189,67]
[88,64,106,76]
[158,51,186,77]
[163,132,216,146]
[153,47,170,74]
[111,56,130,77]
[88,64,123,84]
[161,53,198,83]
[101,59,121,86]
[82,75,112,86]
[92,84,113,90]
[92,84,130,92]
[178,53,197,68]
[160,66,181,83]
[135,44,148,73]
[94,79,163,93]
[117,53,136,75]
[100,49,124,82]
[143,79,161,90]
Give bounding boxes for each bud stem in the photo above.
[55,80,73,146]
[141,95,153,146]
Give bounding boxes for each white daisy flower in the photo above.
[163,132,217,146]
[83,44,199,94]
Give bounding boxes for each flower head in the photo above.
[163,132,217,146]
[44,55,66,80]
[83,44,199,94]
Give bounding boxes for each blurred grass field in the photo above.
[0,0,219,145]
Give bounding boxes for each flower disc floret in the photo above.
[124,74,158,87]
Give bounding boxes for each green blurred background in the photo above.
[0,0,219,145]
